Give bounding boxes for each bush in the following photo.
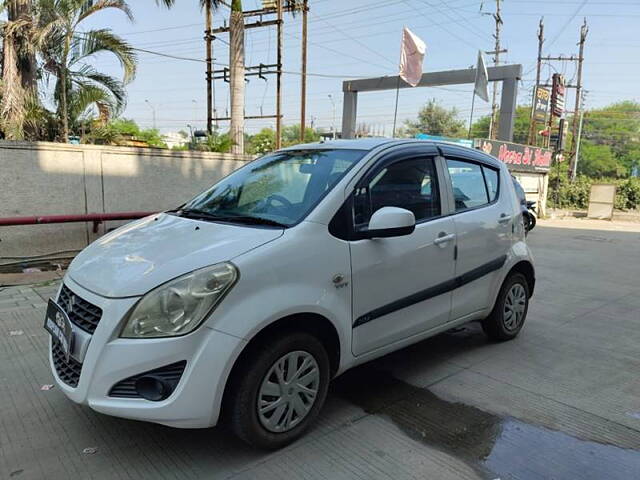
[615,178,640,210]
[548,174,640,211]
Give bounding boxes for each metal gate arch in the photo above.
[341,64,523,142]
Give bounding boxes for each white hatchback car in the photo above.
[45,139,535,449]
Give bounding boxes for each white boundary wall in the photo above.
[0,141,252,261]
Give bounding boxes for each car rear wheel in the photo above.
[226,332,330,449]
[482,272,529,341]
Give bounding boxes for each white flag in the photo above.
[399,27,426,87]
[474,50,489,102]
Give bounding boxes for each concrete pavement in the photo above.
[1,220,640,479]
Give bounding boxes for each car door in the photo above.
[349,147,456,356]
[442,149,512,321]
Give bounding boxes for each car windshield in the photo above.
[176,149,367,227]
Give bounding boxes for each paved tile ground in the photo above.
[1,220,640,479]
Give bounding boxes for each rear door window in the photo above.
[446,159,489,212]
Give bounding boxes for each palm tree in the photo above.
[228,0,244,154]
[1,0,39,139]
[156,0,244,152]
[38,0,137,141]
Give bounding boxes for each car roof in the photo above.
[282,138,503,169]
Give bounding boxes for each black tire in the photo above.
[482,272,530,341]
[226,332,330,450]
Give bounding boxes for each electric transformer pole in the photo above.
[205,1,302,151]
[528,18,588,178]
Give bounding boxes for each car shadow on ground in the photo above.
[73,325,491,476]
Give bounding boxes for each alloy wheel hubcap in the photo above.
[257,350,320,433]
[503,283,527,331]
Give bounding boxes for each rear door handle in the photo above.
[498,213,511,224]
[434,232,456,245]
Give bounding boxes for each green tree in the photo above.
[579,101,640,177]
[38,0,137,141]
[403,99,465,138]
[470,105,531,144]
[282,124,320,146]
[577,143,620,178]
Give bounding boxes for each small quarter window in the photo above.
[482,166,500,202]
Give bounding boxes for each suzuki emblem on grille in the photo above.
[55,311,65,329]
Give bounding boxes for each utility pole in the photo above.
[568,19,588,181]
[145,99,157,130]
[486,0,506,139]
[300,0,308,142]
[205,0,213,134]
[527,18,544,145]
[571,110,584,180]
[276,0,283,149]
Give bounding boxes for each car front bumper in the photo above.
[48,276,246,429]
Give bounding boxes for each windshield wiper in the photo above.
[170,208,221,221]
[215,215,288,228]
[171,209,287,228]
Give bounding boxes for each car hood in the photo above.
[68,213,283,298]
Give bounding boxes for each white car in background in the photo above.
[45,139,535,449]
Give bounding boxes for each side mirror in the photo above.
[363,207,416,239]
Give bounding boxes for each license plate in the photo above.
[44,299,74,362]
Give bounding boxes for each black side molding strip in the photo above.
[353,255,507,328]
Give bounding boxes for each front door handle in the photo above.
[498,213,511,224]
[434,232,456,245]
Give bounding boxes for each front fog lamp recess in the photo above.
[121,263,238,338]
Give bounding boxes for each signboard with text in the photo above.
[474,139,552,173]
[533,87,550,122]
[551,74,566,118]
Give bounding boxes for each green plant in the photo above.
[247,128,276,155]
[83,118,167,148]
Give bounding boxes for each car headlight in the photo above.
[120,262,238,338]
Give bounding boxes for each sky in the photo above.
[81,0,640,134]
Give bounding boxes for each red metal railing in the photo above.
[0,212,155,233]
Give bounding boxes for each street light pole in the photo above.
[328,94,336,140]
[187,124,194,147]
[192,99,198,128]
[145,99,157,130]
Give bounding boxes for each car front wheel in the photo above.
[226,332,330,449]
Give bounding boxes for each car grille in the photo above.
[58,284,103,334]
[109,361,187,398]
[51,342,83,388]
